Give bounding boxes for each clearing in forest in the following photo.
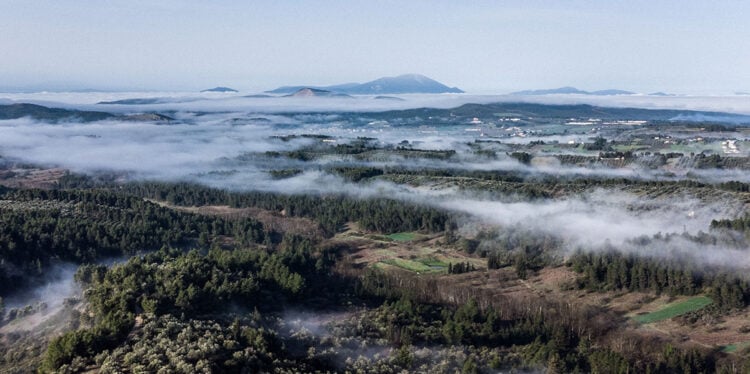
[633,296,713,324]
[386,232,420,241]
[379,257,450,273]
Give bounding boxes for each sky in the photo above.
[1,0,749,94]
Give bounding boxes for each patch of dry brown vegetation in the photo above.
[0,167,66,189]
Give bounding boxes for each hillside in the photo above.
[362,102,750,124]
[0,103,114,122]
[0,103,173,123]
[283,88,353,98]
[200,87,238,93]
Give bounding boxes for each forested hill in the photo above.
[0,103,114,122]
[0,103,173,123]
[2,180,750,372]
[4,100,750,126]
[362,102,750,124]
[0,188,267,294]
[0,183,452,296]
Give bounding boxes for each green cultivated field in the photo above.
[386,232,419,241]
[381,258,434,272]
[633,296,713,324]
[380,257,452,273]
[418,258,449,268]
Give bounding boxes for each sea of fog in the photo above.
[2,91,750,115]
[0,92,749,279]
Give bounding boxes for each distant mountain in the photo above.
[590,89,636,96]
[511,86,588,95]
[735,91,750,96]
[267,74,463,95]
[0,103,114,122]
[119,113,174,122]
[345,74,463,94]
[374,95,405,101]
[201,87,238,93]
[99,98,163,105]
[0,103,171,123]
[322,83,362,92]
[97,97,202,105]
[512,86,635,96]
[649,92,674,96]
[284,88,352,98]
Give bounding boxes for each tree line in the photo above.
[121,181,451,235]
[43,235,349,372]
[0,187,267,295]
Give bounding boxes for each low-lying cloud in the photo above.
[2,96,750,273]
[4,91,750,115]
[443,190,738,247]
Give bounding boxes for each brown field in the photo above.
[0,167,66,189]
[332,222,485,273]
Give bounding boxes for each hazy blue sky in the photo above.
[1,0,749,93]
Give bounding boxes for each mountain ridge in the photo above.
[201,87,238,93]
[0,103,172,122]
[512,86,636,96]
[267,74,463,95]
[283,88,353,98]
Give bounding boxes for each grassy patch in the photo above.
[366,234,391,241]
[633,296,712,324]
[722,341,750,353]
[381,258,437,273]
[386,232,419,242]
[372,262,391,270]
[417,257,449,268]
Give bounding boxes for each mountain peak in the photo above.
[287,88,325,97]
[266,74,463,95]
[352,74,463,94]
[394,73,430,82]
[201,86,238,93]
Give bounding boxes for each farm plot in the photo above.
[633,296,712,324]
[386,232,421,241]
